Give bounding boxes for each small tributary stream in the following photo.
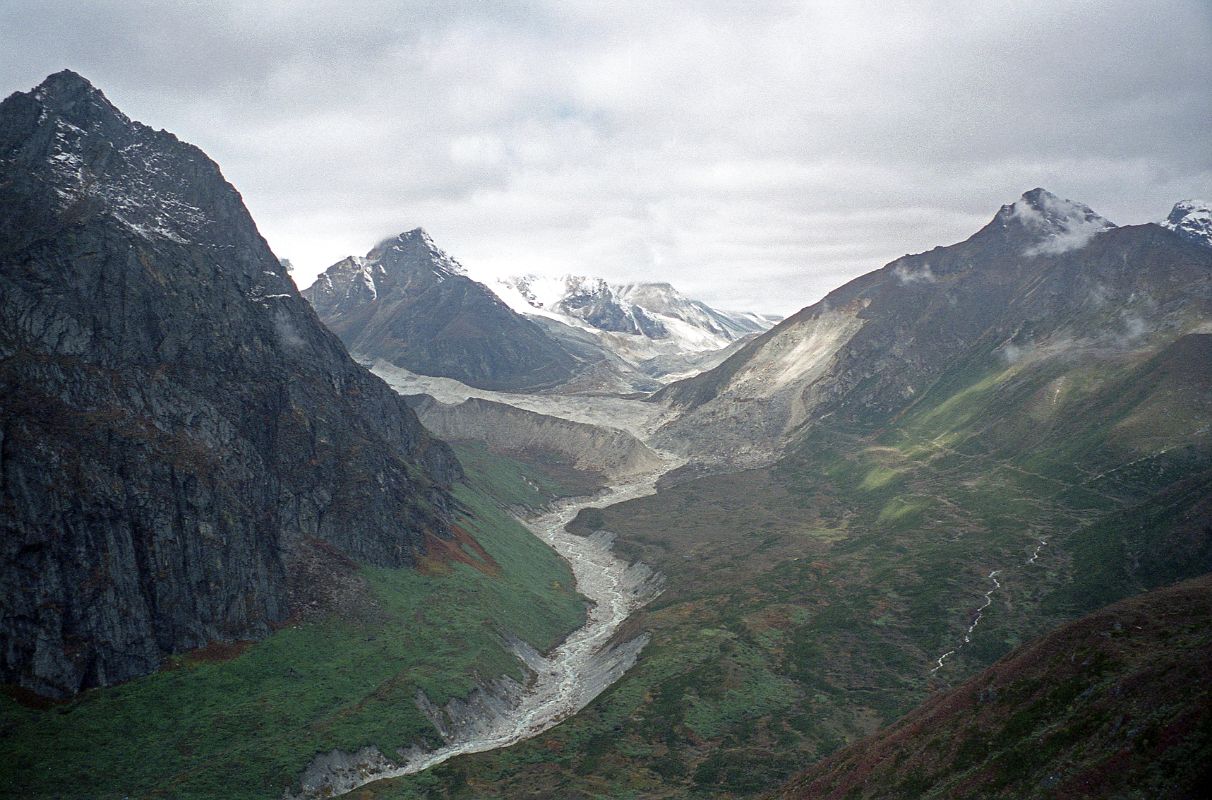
[928,534,1050,676]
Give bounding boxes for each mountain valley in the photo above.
[322,191,1212,799]
[304,238,778,395]
[1,69,1209,800]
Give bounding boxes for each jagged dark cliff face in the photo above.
[304,231,583,391]
[0,71,461,698]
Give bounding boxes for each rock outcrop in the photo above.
[0,71,460,697]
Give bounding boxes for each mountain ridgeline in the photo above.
[303,231,583,392]
[0,72,460,698]
[304,241,779,393]
[654,189,1212,464]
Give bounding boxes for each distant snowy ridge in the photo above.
[1162,199,1212,249]
[488,273,779,357]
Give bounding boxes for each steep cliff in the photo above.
[0,71,460,698]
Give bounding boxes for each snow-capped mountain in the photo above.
[303,230,583,391]
[616,282,779,342]
[304,235,779,392]
[652,188,1211,464]
[307,228,467,308]
[496,274,670,338]
[489,274,780,369]
[990,187,1116,255]
[1162,199,1212,248]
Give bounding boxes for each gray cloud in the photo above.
[2,0,1210,315]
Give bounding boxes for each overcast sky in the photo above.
[3,1,1210,315]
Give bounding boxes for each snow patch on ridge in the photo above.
[1162,199,1212,248]
[480,272,779,362]
[1004,189,1115,256]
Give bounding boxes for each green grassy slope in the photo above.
[777,574,1212,800]
[0,445,586,800]
[356,336,1212,799]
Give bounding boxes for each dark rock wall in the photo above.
[0,71,460,697]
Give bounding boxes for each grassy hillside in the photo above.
[354,336,1212,799]
[0,446,586,800]
[777,574,1212,799]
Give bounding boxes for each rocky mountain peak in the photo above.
[1162,199,1212,248]
[26,69,126,121]
[985,188,1115,255]
[6,69,143,162]
[1,69,272,278]
[308,228,472,312]
[303,230,583,391]
[1,71,461,697]
[1004,187,1112,230]
[368,227,466,281]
